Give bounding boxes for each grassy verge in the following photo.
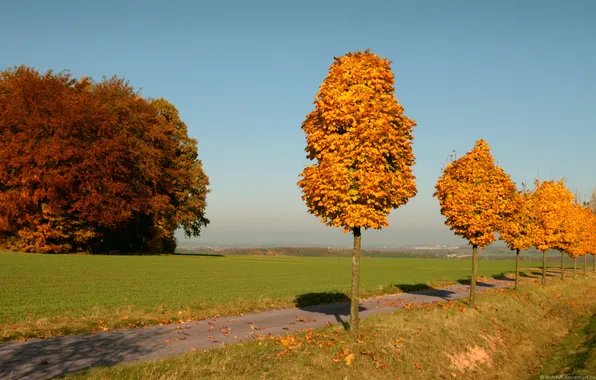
[532,313,596,378]
[1,251,553,342]
[64,275,596,380]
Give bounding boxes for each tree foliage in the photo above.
[499,189,536,252]
[298,49,417,334]
[298,50,417,232]
[433,139,518,248]
[530,180,575,253]
[0,66,209,253]
[566,203,590,259]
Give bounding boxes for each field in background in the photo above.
[0,251,559,341]
[177,246,590,262]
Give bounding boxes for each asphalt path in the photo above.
[0,279,513,380]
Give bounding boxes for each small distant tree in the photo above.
[566,203,588,278]
[298,50,417,334]
[498,188,536,290]
[588,209,596,273]
[434,139,517,307]
[530,179,575,284]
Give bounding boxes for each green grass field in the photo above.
[0,251,565,341]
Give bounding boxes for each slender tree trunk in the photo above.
[470,244,478,307]
[573,257,577,278]
[349,227,362,335]
[584,254,587,276]
[542,250,547,285]
[515,248,520,291]
[560,251,565,280]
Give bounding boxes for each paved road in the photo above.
[0,280,513,380]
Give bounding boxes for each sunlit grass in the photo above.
[0,251,551,341]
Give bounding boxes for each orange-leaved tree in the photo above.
[0,66,210,253]
[591,211,596,273]
[434,139,517,307]
[529,179,575,283]
[498,187,536,290]
[298,50,417,334]
[566,203,590,278]
[583,206,596,274]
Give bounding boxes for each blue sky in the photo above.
[2,0,594,247]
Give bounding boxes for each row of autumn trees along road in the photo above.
[298,49,596,335]
[434,142,596,306]
[0,67,210,253]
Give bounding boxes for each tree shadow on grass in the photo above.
[456,278,498,287]
[393,283,457,300]
[169,253,225,258]
[294,292,365,330]
[530,271,558,278]
[490,272,516,282]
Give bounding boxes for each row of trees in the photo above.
[298,49,594,335]
[0,66,210,253]
[434,140,596,306]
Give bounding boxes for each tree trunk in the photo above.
[349,227,362,335]
[515,248,520,291]
[470,244,478,307]
[560,251,565,280]
[573,256,576,278]
[542,250,547,285]
[584,254,587,276]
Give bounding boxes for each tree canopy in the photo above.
[434,139,518,248]
[0,66,209,253]
[298,50,417,232]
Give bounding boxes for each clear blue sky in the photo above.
[2,0,594,247]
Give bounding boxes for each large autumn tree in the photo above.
[0,66,209,253]
[434,139,517,307]
[498,187,536,290]
[298,50,417,334]
[530,179,574,284]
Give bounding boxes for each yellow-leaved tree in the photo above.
[434,139,517,307]
[498,187,536,290]
[298,50,417,334]
[529,179,575,284]
[566,203,589,278]
[591,211,596,273]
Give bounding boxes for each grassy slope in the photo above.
[0,251,559,341]
[64,275,596,380]
[533,313,596,378]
